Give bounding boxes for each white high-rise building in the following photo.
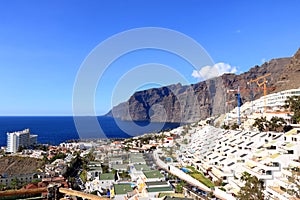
[6,129,38,153]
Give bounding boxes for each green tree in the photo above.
[124,145,130,151]
[253,117,287,132]
[17,145,26,152]
[175,180,186,193]
[119,172,130,180]
[206,191,215,199]
[101,164,109,173]
[49,152,66,163]
[0,184,6,191]
[31,179,40,184]
[10,177,20,189]
[268,116,286,132]
[84,149,95,162]
[221,124,230,130]
[231,123,239,130]
[285,96,300,123]
[68,177,77,189]
[288,170,300,198]
[80,170,87,183]
[253,117,268,132]
[237,172,264,200]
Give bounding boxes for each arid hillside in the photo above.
[0,156,44,176]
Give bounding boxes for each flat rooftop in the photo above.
[146,181,168,186]
[134,164,150,171]
[114,184,133,195]
[89,166,102,171]
[111,164,128,170]
[143,170,164,179]
[147,186,173,193]
[130,157,146,163]
[99,173,114,180]
[110,157,123,161]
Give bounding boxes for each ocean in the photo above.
[0,116,181,147]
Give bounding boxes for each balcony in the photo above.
[266,186,291,200]
[242,165,273,180]
[290,160,300,168]
[275,177,294,190]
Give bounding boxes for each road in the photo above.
[153,149,235,200]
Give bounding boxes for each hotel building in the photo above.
[6,129,38,153]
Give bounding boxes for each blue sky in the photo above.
[0,0,300,116]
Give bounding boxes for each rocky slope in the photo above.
[0,156,44,176]
[106,48,300,122]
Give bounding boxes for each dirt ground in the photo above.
[0,156,44,176]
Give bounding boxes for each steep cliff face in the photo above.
[106,48,300,122]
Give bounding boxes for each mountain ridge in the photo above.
[106,48,300,122]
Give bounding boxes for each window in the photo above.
[268,146,276,150]
[240,154,247,158]
[287,150,294,154]
[280,186,287,192]
[266,171,272,175]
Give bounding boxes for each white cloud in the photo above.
[192,62,237,80]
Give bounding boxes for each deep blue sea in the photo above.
[0,116,181,147]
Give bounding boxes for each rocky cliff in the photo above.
[106,48,300,122]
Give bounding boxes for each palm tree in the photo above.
[237,172,264,200]
[231,123,239,130]
[288,169,300,198]
[285,96,300,123]
[268,117,286,132]
[253,117,268,132]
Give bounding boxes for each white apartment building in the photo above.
[176,125,300,199]
[6,129,38,153]
[227,88,300,127]
[253,88,300,113]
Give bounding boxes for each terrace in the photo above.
[265,186,295,200]
[185,166,214,188]
[242,164,273,180]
